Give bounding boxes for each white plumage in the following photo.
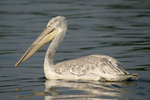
[15,16,139,81]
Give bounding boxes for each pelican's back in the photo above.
[52,55,139,81]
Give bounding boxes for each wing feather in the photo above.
[54,55,130,77]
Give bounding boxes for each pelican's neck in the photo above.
[44,29,66,68]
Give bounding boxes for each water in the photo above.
[0,0,150,99]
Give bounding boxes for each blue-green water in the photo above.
[0,0,150,99]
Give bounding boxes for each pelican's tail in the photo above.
[131,73,140,79]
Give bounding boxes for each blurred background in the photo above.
[0,0,150,100]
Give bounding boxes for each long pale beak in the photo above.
[15,27,58,67]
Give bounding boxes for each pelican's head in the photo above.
[15,16,67,67]
[47,16,67,30]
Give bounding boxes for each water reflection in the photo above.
[44,80,138,99]
[17,79,139,99]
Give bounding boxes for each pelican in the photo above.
[15,16,139,81]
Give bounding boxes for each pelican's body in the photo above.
[15,16,139,81]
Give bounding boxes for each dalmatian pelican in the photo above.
[15,16,139,81]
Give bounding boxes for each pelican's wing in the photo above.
[54,55,130,77]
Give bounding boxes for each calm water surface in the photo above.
[0,0,150,100]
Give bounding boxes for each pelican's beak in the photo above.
[15,27,58,67]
